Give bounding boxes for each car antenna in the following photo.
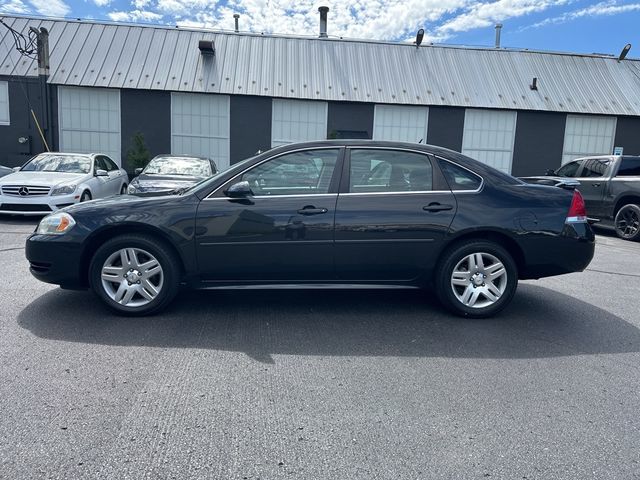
[418,138,424,144]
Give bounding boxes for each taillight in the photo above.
[566,189,587,223]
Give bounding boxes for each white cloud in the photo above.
[108,9,163,22]
[0,0,31,14]
[28,0,69,16]
[93,0,111,6]
[526,1,640,29]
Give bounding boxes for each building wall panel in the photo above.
[462,109,517,173]
[512,111,566,176]
[271,99,327,147]
[373,105,428,143]
[426,106,465,151]
[230,95,271,165]
[327,102,374,139]
[562,115,616,164]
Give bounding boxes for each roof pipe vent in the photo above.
[233,13,240,33]
[495,23,502,48]
[318,6,329,38]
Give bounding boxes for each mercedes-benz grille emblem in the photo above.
[18,186,29,196]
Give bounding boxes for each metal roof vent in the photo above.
[318,6,329,38]
[198,40,215,55]
[234,13,240,33]
[495,23,502,48]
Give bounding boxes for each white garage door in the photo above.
[462,109,517,174]
[58,86,121,164]
[562,115,616,164]
[373,105,428,143]
[171,93,230,170]
[271,99,327,147]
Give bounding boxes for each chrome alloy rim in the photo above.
[450,252,507,309]
[616,207,640,239]
[100,248,164,307]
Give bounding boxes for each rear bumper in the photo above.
[25,234,87,289]
[519,222,595,280]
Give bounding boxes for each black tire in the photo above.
[88,234,181,316]
[435,240,518,318]
[80,190,92,202]
[120,183,128,195]
[614,204,640,241]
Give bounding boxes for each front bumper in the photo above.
[0,192,80,216]
[25,233,87,289]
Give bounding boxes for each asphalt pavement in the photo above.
[0,217,639,479]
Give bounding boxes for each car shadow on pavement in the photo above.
[17,283,640,363]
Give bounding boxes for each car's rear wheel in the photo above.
[80,191,91,202]
[435,240,518,318]
[614,204,640,241]
[89,234,180,316]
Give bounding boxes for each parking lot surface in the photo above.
[1,217,639,480]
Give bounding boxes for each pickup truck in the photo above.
[520,155,640,241]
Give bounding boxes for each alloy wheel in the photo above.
[615,206,640,239]
[450,252,508,309]
[100,248,164,307]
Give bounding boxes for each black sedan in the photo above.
[127,155,217,195]
[26,140,595,318]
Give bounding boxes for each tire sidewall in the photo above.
[89,235,179,316]
[80,191,91,202]
[614,204,640,241]
[436,240,518,318]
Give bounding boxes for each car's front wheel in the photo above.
[89,234,180,315]
[435,240,518,318]
[614,204,640,241]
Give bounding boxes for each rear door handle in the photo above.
[423,203,453,212]
[297,206,328,215]
[591,183,601,187]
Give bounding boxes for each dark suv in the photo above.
[522,155,640,241]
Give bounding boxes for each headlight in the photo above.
[127,184,138,194]
[36,212,76,235]
[51,184,77,196]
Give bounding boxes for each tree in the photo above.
[126,132,150,171]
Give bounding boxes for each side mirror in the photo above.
[224,180,253,198]
[134,168,143,175]
[545,169,556,176]
[95,169,108,177]
[12,166,20,172]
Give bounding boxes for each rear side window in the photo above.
[580,159,611,178]
[439,160,482,191]
[349,149,433,193]
[556,160,582,177]
[617,157,640,176]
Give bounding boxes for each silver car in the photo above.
[0,152,128,216]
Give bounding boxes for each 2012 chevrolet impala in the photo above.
[26,140,595,318]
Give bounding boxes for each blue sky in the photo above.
[0,0,639,56]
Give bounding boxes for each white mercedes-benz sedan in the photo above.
[0,152,128,215]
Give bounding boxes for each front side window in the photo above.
[103,156,119,171]
[580,159,611,178]
[21,154,92,174]
[616,157,640,177]
[242,149,339,196]
[556,160,583,178]
[349,149,433,193]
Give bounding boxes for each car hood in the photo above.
[0,171,87,186]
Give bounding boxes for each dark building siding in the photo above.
[327,102,374,139]
[0,76,50,167]
[613,116,640,156]
[512,111,566,176]
[120,89,171,171]
[426,106,465,152]
[230,95,272,164]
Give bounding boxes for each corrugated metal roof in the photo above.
[1,15,640,116]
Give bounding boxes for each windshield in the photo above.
[143,157,212,176]
[21,154,92,174]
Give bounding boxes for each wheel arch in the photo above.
[613,194,640,216]
[79,223,186,287]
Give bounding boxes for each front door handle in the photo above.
[591,183,601,187]
[423,203,453,212]
[297,206,328,215]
